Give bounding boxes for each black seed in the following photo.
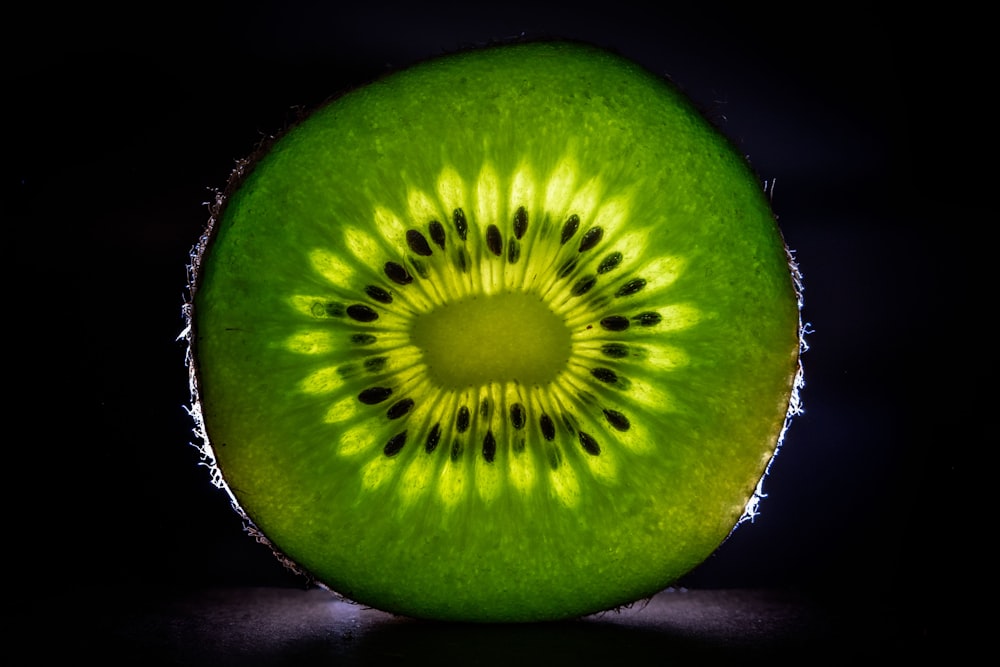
[406,229,434,257]
[579,431,601,455]
[633,311,662,327]
[347,304,379,322]
[578,227,603,252]
[558,258,578,278]
[560,214,580,244]
[364,356,387,372]
[510,403,526,430]
[336,364,357,378]
[450,439,463,462]
[597,252,623,274]
[600,316,630,331]
[615,278,647,297]
[486,224,503,256]
[457,406,470,433]
[507,239,520,263]
[352,333,377,345]
[540,414,555,441]
[386,398,414,420]
[514,437,526,452]
[453,208,468,241]
[513,206,528,239]
[322,302,345,317]
[482,431,496,462]
[383,431,407,457]
[426,423,441,453]
[364,285,393,304]
[384,261,413,285]
[358,386,393,404]
[571,275,597,296]
[480,398,490,418]
[603,409,631,431]
[600,343,629,358]
[406,229,433,256]
[429,220,446,249]
[409,257,429,279]
[592,368,619,384]
[456,249,469,273]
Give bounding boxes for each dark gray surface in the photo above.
[44,586,925,664]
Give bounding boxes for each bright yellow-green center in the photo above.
[411,292,571,388]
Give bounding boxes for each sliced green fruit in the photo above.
[187,40,804,622]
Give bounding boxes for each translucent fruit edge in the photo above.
[180,157,339,597]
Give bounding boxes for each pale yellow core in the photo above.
[411,292,571,388]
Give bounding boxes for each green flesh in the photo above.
[192,41,801,622]
[412,293,571,386]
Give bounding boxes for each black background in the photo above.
[9,1,979,658]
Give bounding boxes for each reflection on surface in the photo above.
[75,586,842,664]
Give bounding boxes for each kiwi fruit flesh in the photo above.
[187,40,804,622]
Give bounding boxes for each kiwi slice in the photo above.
[186,40,804,622]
